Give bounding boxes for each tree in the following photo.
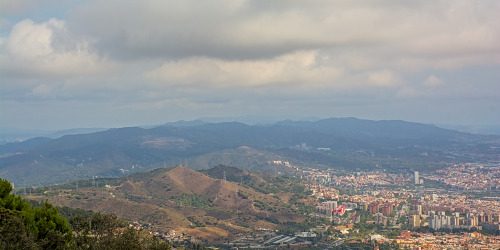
[33,201,72,248]
[0,208,38,250]
[1,178,172,249]
[70,212,172,249]
[0,178,72,249]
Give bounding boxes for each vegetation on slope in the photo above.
[24,166,314,243]
[0,178,172,249]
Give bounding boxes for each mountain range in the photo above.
[1,117,499,186]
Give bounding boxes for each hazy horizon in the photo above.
[2,116,500,138]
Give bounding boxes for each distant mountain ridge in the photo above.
[1,117,499,186]
[0,127,109,145]
[277,117,458,138]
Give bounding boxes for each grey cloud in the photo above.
[1,0,499,129]
[59,0,500,69]
[64,0,384,60]
[1,0,40,15]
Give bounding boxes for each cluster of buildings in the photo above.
[427,213,479,230]
[350,194,500,233]
[315,201,346,218]
[128,222,191,244]
[408,202,500,232]
[305,170,410,188]
[366,202,394,216]
[269,160,291,168]
[250,159,499,249]
[307,183,340,199]
[290,142,330,152]
[426,163,500,190]
[396,231,500,249]
[294,163,500,248]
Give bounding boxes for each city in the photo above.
[245,160,500,249]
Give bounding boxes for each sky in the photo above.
[1,0,499,130]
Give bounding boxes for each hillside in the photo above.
[2,117,499,186]
[27,166,313,242]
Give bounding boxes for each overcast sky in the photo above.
[1,0,499,130]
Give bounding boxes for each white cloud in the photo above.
[31,83,55,98]
[147,50,343,88]
[423,75,444,87]
[368,70,400,87]
[1,19,116,79]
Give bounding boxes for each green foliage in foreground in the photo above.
[0,178,171,249]
[69,212,171,249]
[0,178,72,249]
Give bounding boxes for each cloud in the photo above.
[0,0,38,15]
[1,0,499,129]
[3,0,499,79]
[0,0,80,17]
[30,83,57,98]
[368,70,400,87]
[423,75,444,87]
[396,87,418,98]
[1,18,116,79]
[65,0,500,70]
[147,50,343,88]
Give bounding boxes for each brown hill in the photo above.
[28,166,310,242]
